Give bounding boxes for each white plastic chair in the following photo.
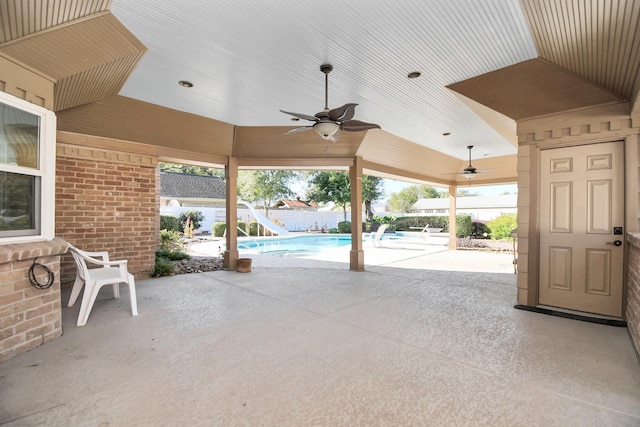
[372,224,388,247]
[67,244,138,326]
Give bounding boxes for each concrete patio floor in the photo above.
[1,250,639,426]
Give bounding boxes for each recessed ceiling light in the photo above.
[442,132,451,136]
[407,71,421,79]
[178,80,193,88]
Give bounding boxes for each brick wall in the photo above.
[56,142,159,285]
[627,233,640,358]
[0,239,67,363]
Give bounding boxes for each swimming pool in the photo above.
[238,234,352,257]
[236,232,446,256]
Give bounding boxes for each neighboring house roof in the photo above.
[412,195,517,210]
[274,198,318,209]
[160,171,226,199]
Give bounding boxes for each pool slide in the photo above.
[238,200,289,236]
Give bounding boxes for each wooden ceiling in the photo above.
[2,0,640,186]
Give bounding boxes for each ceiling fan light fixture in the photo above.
[463,172,475,179]
[314,122,340,139]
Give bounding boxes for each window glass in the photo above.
[1,103,40,170]
[0,171,39,236]
[0,92,53,243]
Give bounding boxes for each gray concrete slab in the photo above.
[1,251,639,426]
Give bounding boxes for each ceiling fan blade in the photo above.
[328,103,358,122]
[340,120,381,132]
[283,126,314,135]
[280,110,319,122]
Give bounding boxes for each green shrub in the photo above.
[338,221,351,233]
[471,221,491,239]
[455,215,472,238]
[237,221,247,236]
[393,216,448,231]
[179,210,204,232]
[248,220,261,236]
[160,229,182,252]
[212,222,226,237]
[156,249,190,261]
[487,213,517,240]
[328,228,338,234]
[151,255,175,277]
[160,215,180,232]
[429,216,449,230]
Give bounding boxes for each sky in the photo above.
[383,179,517,199]
[292,177,517,203]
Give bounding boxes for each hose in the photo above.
[29,257,55,290]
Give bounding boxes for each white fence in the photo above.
[161,206,349,233]
[160,206,457,234]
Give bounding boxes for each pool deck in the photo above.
[187,233,517,274]
[2,236,639,426]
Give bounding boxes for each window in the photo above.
[0,92,56,243]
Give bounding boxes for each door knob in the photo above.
[607,240,623,246]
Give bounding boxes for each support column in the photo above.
[350,156,364,271]
[223,156,239,270]
[448,185,457,250]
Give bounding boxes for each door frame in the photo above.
[522,135,637,319]
[537,139,628,319]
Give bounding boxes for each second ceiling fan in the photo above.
[457,145,492,179]
[280,64,381,142]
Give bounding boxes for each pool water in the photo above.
[235,232,443,257]
[238,234,352,257]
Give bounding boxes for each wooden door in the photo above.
[539,141,624,317]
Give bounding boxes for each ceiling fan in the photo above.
[280,64,381,142]
[456,145,490,179]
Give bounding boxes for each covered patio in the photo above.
[1,252,639,426]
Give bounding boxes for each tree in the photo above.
[307,171,351,220]
[387,185,443,212]
[159,162,225,178]
[237,170,298,215]
[418,185,444,199]
[456,188,479,197]
[362,176,385,222]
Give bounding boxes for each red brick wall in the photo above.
[55,142,159,285]
[627,234,640,357]
[0,239,66,363]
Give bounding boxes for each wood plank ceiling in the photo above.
[1,0,639,186]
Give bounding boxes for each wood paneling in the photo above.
[0,13,146,111]
[522,0,640,102]
[57,95,235,157]
[0,54,54,108]
[0,0,111,43]
[448,59,625,121]
[233,126,364,160]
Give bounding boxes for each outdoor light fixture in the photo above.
[314,122,340,139]
[462,171,475,179]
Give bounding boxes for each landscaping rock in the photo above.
[171,257,224,275]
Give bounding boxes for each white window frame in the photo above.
[0,91,56,244]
